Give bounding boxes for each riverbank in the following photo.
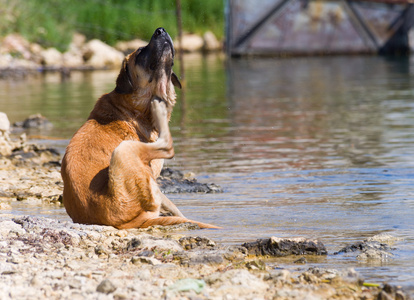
[0,31,221,79]
[0,214,407,300]
[0,115,412,299]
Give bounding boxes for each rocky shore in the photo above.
[0,114,411,299]
[0,214,408,300]
[0,31,222,79]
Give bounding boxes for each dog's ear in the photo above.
[115,59,134,94]
[171,72,182,89]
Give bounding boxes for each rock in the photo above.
[126,238,141,251]
[357,248,393,261]
[0,202,12,210]
[179,236,216,250]
[0,220,25,237]
[242,237,328,257]
[124,235,183,253]
[20,114,53,129]
[245,259,266,270]
[365,233,403,245]
[0,133,12,156]
[40,48,63,67]
[178,251,224,266]
[0,214,404,299]
[294,257,307,264]
[115,39,148,54]
[83,39,124,69]
[308,267,363,284]
[71,33,87,49]
[62,50,84,68]
[174,34,204,52]
[167,278,205,294]
[334,237,395,262]
[203,31,221,51]
[139,222,200,232]
[96,279,117,294]
[0,112,10,133]
[0,34,32,60]
[299,271,320,284]
[206,269,269,298]
[131,256,161,265]
[264,269,291,283]
[157,168,222,194]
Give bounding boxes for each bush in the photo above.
[0,0,224,51]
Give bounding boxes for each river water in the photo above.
[1,54,414,289]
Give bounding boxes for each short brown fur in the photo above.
[61,28,219,229]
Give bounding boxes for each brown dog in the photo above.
[61,28,219,229]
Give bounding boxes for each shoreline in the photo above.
[0,32,222,80]
[0,214,408,300]
[0,120,412,298]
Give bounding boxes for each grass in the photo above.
[0,0,225,52]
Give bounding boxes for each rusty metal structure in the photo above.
[226,0,414,56]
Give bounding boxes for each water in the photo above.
[1,54,414,289]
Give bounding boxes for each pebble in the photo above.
[96,279,117,294]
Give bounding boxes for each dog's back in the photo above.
[62,93,132,225]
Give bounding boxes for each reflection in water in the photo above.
[1,54,414,288]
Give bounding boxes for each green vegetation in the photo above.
[0,0,224,51]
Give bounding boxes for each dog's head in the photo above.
[115,27,181,104]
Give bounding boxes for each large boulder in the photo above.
[0,112,10,133]
[115,39,147,55]
[62,33,87,68]
[174,34,204,52]
[242,237,328,256]
[71,33,87,49]
[0,34,32,59]
[83,39,124,69]
[0,112,12,156]
[203,31,221,51]
[62,49,84,68]
[40,48,63,67]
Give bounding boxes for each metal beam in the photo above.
[233,0,292,49]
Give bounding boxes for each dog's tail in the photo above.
[140,217,221,229]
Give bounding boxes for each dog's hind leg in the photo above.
[107,98,186,226]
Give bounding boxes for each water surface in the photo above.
[1,54,414,289]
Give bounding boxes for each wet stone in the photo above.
[334,238,395,261]
[179,236,216,250]
[241,237,328,257]
[294,257,307,264]
[13,114,53,129]
[157,167,223,194]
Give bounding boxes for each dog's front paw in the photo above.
[151,98,168,129]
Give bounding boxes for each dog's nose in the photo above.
[154,27,166,37]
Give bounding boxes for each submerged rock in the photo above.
[242,237,328,257]
[12,113,53,129]
[157,168,222,194]
[334,234,398,262]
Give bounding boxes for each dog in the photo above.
[61,28,219,229]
